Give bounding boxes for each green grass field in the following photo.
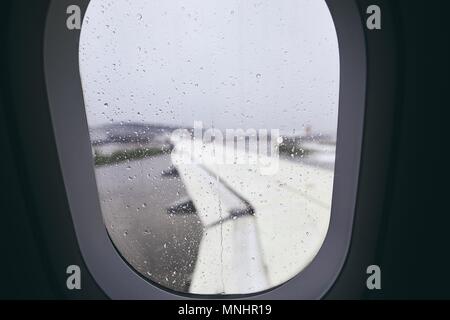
[94,147,171,166]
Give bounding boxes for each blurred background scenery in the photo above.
[80,0,339,294]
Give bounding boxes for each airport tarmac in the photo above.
[94,154,203,292]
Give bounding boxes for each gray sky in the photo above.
[79,0,339,136]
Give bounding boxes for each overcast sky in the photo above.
[79,0,339,136]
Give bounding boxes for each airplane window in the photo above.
[79,0,339,295]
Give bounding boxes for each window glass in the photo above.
[80,0,339,295]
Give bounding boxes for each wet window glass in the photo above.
[80,0,339,295]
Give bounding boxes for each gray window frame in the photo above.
[44,0,366,299]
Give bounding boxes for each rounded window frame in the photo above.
[44,0,366,299]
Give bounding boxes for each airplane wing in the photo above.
[171,137,334,294]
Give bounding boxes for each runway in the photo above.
[95,154,203,291]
